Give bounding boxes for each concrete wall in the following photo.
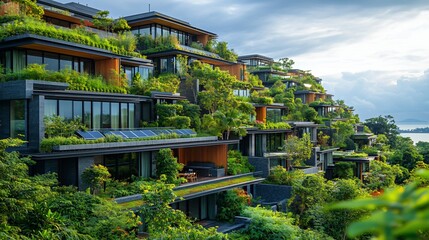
[78,156,95,190]
[249,157,270,177]
[255,184,293,211]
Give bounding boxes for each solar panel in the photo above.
[142,130,156,137]
[172,129,185,135]
[183,129,197,135]
[88,131,105,139]
[122,131,138,139]
[105,131,127,138]
[76,130,104,140]
[132,130,148,138]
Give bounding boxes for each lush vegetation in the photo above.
[1,64,128,93]
[227,150,254,175]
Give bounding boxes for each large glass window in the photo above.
[13,50,25,72]
[58,100,73,120]
[121,103,128,128]
[92,102,101,130]
[111,102,120,129]
[129,103,135,128]
[10,100,26,139]
[27,50,43,65]
[44,99,57,117]
[83,101,92,128]
[101,102,111,128]
[59,55,73,70]
[73,101,83,120]
[44,52,59,71]
[104,153,139,180]
[267,133,285,153]
[266,108,282,123]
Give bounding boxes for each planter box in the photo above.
[210,168,225,177]
[53,136,218,151]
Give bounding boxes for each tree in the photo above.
[216,188,250,222]
[7,0,44,18]
[81,164,111,195]
[364,115,399,146]
[331,120,355,149]
[416,141,429,164]
[333,169,429,239]
[283,133,312,166]
[389,136,423,170]
[93,10,114,32]
[156,148,183,184]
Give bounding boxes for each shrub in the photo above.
[216,188,250,222]
[265,166,305,185]
[227,150,254,175]
[333,162,355,179]
[44,115,86,138]
[156,148,183,184]
[81,165,111,195]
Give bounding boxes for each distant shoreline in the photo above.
[399,127,429,133]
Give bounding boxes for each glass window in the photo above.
[82,58,93,74]
[140,26,150,36]
[59,55,73,70]
[102,102,111,128]
[59,100,73,120]
[92,102,101,130]
[155,24,162,38]
[44,99,57,117]
[162,26,170,37]
[10,100,26,139]
[267,108,282,123]
[171,29,178,39]
[73,101,83,120]
[121,103,128,128]
[123,66,133,86]
[83,101,91,128]
[44,52,59,71]
[27,50,43,65]
[111,102,120,129]
[129,103,135,128]
[13,49,25,72]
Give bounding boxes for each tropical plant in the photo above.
[155,148,183,184]
[81,164,111,195]
[283,133,313,166]
[227,150,254,175]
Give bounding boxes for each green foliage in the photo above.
[333,162,355,179]
[130,73,180,95]
[283,133,313,166]
[4,0,44,19]
[214,41,238,62]
[0,17,141,57]
[92,11,131,33]
[389,136,423,170]
[165,115,191,129]
[156,148,183,184]
[331,120,355,149]
[407,161,429,187]
[138,179,224,239]
[332,169,429,239]
[416,141,429,164]
[250,89,274,105]
[232,206,332,240]
[216,188,250,222]
[364,160,402,191]
[4,64,128,93]
[44,115,86,138]
[136,35,179,54]
[81,164,111,195]
[247,72,263,87]
[364,115,399,146]
[255,121,291,130]
[227,150,254,175]
[178,100,201,130]
[265,166,305,185]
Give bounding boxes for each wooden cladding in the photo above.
[0,1,19,15]
[176,145,228,172]
[218,64,245,81]
[95,58,120,86]
[255,106,267,123]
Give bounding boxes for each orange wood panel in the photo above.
[197,35,209,46]
[0,2,19,15]
[255,106,267,123]
[177,145,228,172]
[95,58,120,85]
[218,64,244,81]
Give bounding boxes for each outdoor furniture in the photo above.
[184,162,217,177]
[178,172,198,182]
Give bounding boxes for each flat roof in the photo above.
[124,11,217,37]
[238,54,274,62]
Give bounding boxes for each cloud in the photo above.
[54,0,429,121]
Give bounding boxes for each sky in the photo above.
[61,0,429,122]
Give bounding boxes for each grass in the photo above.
[117,175,257,209]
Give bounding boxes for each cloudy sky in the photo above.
[61,0,429,122]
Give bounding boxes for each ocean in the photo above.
[397,123,429,144]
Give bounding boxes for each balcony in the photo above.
[115,172,264,209]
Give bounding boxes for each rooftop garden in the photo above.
[0,64,128,93]
[0,9,143,58]
[255,121,291,130]
[136,35,238,62]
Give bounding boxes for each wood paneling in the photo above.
[95,58,120,85]
[177,145,228,171]
[255,106,267,123]
[218,63,244,81]
[0,2,19,15]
